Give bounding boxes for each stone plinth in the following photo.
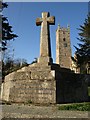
[1,63,88,104]
[1,64,56,104]
[1,11,88,104]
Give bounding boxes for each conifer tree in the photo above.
[75,13,90,65]
[1,2,18,51]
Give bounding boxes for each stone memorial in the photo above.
[36,12,54,65]
[1,12,88,104]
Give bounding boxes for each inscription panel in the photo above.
[9,79,56,103]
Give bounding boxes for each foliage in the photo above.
[0,2,18,51]
[58,102,90,111]
[74,13,90,65]
[2,58,28,80]
[88,87,90,96]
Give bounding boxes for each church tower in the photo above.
[56,24,72,69]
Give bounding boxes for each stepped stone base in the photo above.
[1,63,56,104]
[1,63,88,104]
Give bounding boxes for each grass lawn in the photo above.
[58,102,90,111]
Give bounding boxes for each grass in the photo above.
[88,87,90,96]
[58,102,90,111]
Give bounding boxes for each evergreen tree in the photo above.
[0,2,18,51]
[75,13,90,65]
[0,2,18,79]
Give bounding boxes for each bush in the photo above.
[88,87,90,96]
[58,102,90,111]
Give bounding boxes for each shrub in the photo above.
[58,102,90,111]
[88,87,90,96]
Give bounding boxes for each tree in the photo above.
[2,58,28,80]
[30,58,37,64]
[2,57,14,80]
[0,2,18,79]
[1,2,18,52]
[74,13,90,65]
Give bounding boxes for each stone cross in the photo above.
[36,12,55,65]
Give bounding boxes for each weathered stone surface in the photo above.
[31,70,55,80]
[1,78,56,103]
[1,12,88,104]
[17,66,28,72]
[56,25,72,69]
[5,72,31,81]
[16,63,52,72]
[1,67,88,104]
[36,12,55,65]
[1,63,56,103]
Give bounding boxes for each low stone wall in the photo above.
[86,74,90,86]
[1,65,89,104]
[1,70,56,104]
[56,71,88,103]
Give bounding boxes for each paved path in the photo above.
[0,104,89,119]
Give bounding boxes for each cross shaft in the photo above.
[36,12,55,65]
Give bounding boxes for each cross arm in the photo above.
[36,18,42,26]
[47,16,55,25]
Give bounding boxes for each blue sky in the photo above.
[3,2,88,63]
